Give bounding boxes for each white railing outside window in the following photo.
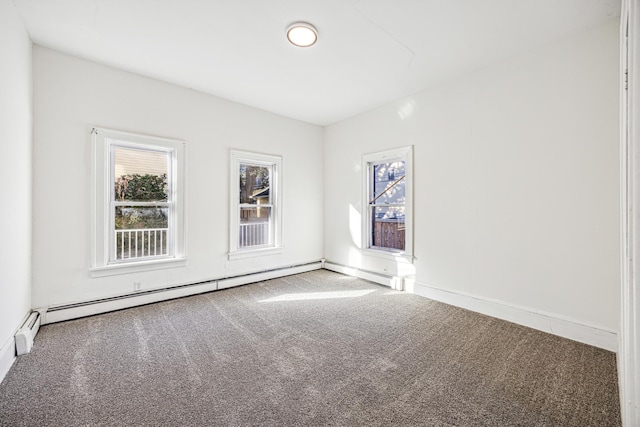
[239,222,269,248]
[115,228,169,260]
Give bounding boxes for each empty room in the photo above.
[2,0,639,425]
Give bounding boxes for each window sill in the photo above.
[90,257,188,277]
[228,247,284,260]
[360,248,414,263]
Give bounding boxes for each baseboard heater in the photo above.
[15,311,42,356]
[323,260,403,289]
[43,260,323,324]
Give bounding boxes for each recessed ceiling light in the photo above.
[286,22,318,48]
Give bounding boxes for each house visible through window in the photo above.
[363,146,413,258]
[370,160,406,250]
[239,163,272,248]
[112,144,171,261]
[229,150,283,258]
[91,128,186,276]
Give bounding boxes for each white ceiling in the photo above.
[14,0,620,126]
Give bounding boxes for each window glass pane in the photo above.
[114,146,169,202]
[115,206,168,229]
[114,206,169,260]
[239,206,271,248]
[372,161,405,205]
[239,164,270,205]
[371,206,405,250]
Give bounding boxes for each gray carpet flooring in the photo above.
[0,270,621,426]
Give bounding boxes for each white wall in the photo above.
[0,0,33,377]
[324,20,620,332]
[32,46,324,308]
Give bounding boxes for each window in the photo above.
[91,128,186,276]
[362,146,413,259]
[229,150,283,259]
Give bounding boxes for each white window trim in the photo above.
[361,145,414,262]
[229,150,283,260]
[90,127,187,277]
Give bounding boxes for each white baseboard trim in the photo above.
[43,261,323,325]
[408,280,618,352]
[323,261,395,287]
[0,336,16,385]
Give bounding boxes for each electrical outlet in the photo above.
[133,281,142,291]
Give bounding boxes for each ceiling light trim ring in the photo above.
[286,22,318,48]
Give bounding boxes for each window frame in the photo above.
[229,150,283,259]
[362,146,414,261]
[91,127,187,277]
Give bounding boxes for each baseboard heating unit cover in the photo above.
[15,311,41,356]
